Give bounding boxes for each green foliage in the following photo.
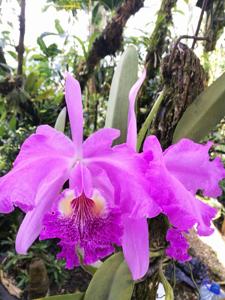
[37,293,84,300]
[84,252,134,300]
[105,45,138,144]
[173,71,225,142]
[1,235,69,289]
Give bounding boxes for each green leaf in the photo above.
[9,116,17,130]
[46,43,61,58]
[54,107,67,132]
[36,292,84,300]
[7,50,17,60]
[173,72,225,143]
[37,37,48,54]
[105,45,138,144]
[73,36,87,59]
[25,72,42,93]
[84,252,134,300]
[137,91,164,151]
[55,19,65,35]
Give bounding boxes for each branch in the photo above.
[137,0,177,128]
[16,0,26,75]
[77,0,144,90]
[203,0,225,51]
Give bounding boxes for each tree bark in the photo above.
[77,0,144,90]
[152,43,206,149]
[17,0,26,76]
[203,0,225,51]
[137,0,177,129]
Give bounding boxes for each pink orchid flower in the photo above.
[127,69,225,261]
[0,73,160,280]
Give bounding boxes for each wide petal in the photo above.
[0,126,73,212]
[15,168,68,254]
[65,73,83,155]
[83,128,120,158]
[164,139,225,197]
[127,69,146,150]
[144,136,216,235]
[122,216,149,280]
[86,144,161,218]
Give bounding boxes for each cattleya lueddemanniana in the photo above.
[127,69,225,262]
[0,71,224,281]
[0,73,160,280]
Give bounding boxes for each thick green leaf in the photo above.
[36,292,84,300]
[173,72,225,142]
[84,252,134,300]
[105,46,138,144]
[54,107,67,132]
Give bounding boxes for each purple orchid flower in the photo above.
[0,73,160,280]
[127,69,225,262]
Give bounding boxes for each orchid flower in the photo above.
[0,73,160,280]
[127,69,225,262]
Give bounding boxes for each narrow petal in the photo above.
[164,139,225,197]
[83,128,120,158]
[65,73,83,155]
[127,69,146,150]
[16,169,68,254]
[122,216,149,280]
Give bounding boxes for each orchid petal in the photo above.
[127,69,146,150]
[122,216,149,280]
[69,162,93,197]
[144,135,216,235]
[83,128,120,158]
[14,125,75,167]
[0,158,68,212]
[16,169,68,254]
[0,126,73,212]
[164,139,225,197]
[88,165,115,206]
[86,144,161,217]
[65,73,83,155]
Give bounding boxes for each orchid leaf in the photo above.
[54,107,67,132]
[105,45,138,144]
[137,91,164,151]
[84,252,134,300]
[36,292,84,300]
[173,72,225,142]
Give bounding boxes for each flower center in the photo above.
[41,189,122,267]
[71,193,95,229]
[58,189,106,236]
